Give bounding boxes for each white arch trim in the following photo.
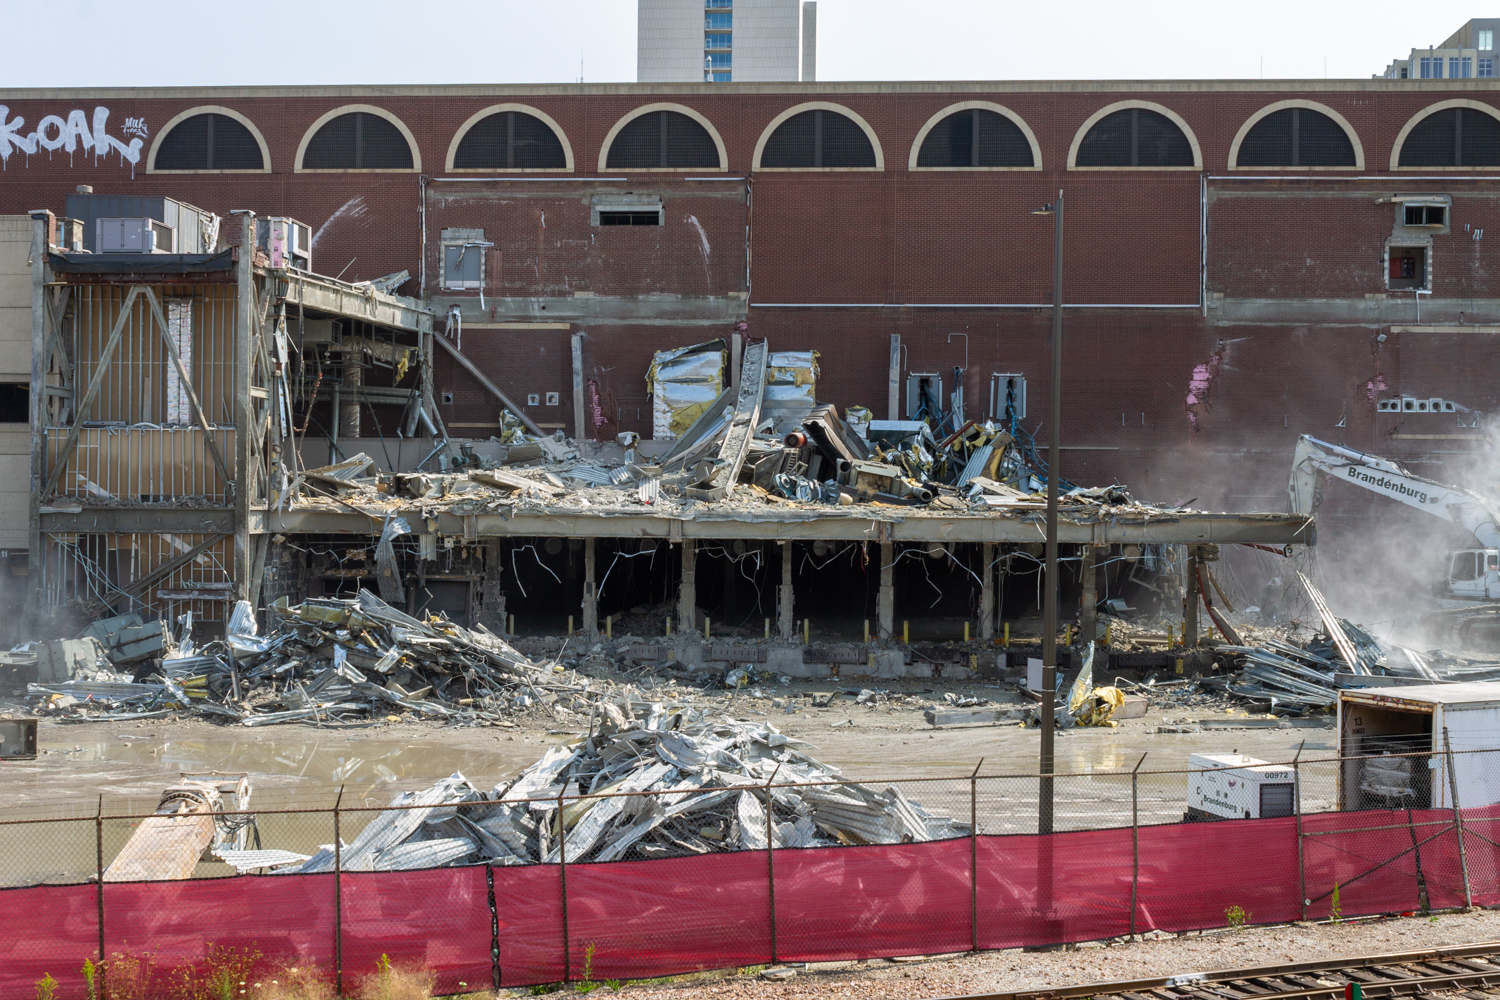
[1227,100,1365,170]
[444,104,575,173]
[1390,99,1500,170]
[752,101,885,172]
[294,104,422,173]
[1066,100,1203,171]
[907,101,1042,171]
[146,105,272,174]
[596,103,728,172]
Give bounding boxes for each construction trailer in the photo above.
[1337,682,1500,810]
[26,210,439,636]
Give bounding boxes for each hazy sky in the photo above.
[1,0,1489,88]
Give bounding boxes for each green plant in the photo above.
[528,985,562,996]
[605,981,622,992]
[107,950,159,1000]
[82,959,98,1000]
[1329,885,1343,924]
[170,944,260,1000]
[36,973,58,1000]
[356,954,433,1000]
[574,943,599,994]
[1430,914,1441,923]
[254,964,336,1000]
[1225,905,1249,930]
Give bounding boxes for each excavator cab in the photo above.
[1445,549,1500,601]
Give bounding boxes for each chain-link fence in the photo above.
[6,748,1500,997]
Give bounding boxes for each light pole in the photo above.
[1031,191,1063,836]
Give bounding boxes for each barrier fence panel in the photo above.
[16,750,1500,998]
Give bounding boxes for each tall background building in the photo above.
[1380,18,1500,78]
[639,0,816,83]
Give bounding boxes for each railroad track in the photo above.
[954,942,1500,1000]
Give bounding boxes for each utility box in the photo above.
[1338,682,1500,810]
[256,217,312,271]
[0,717,38,759]
[1187,753,1298,821]
[97,218,175,253]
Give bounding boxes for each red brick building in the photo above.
[5,79,1498,537]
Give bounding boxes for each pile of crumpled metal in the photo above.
[268,706,966,872]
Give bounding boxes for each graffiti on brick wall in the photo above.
[1185,343,1226,432]
[0,106,146,171]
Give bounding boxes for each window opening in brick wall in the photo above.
[598,211,661,226]
[1399,107,1500,166]
[303,112,414,169]
[454,111,566,169]
[0,383,26,423]
[1404,204,1448,227]
[1388,244,1429,290]
[761,109,876,168]
[916,109,1034,167]
[1237,107,1356,167]
[155,113,263,170]
[605,110,719,169]
[1075,108,1194,167]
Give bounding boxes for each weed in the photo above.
[573,943,599,994]
[250,965,336,1000]
[605,982,622,993]
[355,953,434,1000]
[82,959,98,1000]
[105,949,158,1000]
[1329,885,1343,924]
[527,985,562,996]
[1224,905,1249,930]
[35,973,58,1000]
[1430,915,1441,923]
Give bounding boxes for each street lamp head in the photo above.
[1031,204,1055,216]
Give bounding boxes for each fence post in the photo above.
[1443,728,1473,908]
[970,759,983,952]
[558,787,570,984]
[1293,742,1306,921]
[334,785,344,997]
[1129,754,1145,938]
[95,794,105,964]
[765,764,781,966]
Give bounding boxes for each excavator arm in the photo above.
[1288,434,1500,550]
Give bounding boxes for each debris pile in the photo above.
[271,708,965,872]
[28,592,597,727]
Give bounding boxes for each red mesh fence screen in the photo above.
[977,827,1134,949]
[342,868,494,995]
[0,883,99,999]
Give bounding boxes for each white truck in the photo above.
[1187,753,1298,821]
[1289,435,1500,602]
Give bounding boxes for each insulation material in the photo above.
[761,350,820,433]
[647,341,725,440]
[164,298,192,425]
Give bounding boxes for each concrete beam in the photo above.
[41,508,237,535]
[778,540,793,640]
[274,270,432,333]
[262,508,1313,546]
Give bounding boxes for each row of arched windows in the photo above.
[144,98,1500,175]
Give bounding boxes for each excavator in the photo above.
[1289,434,1500,602]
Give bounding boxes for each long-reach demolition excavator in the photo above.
[1289,434,1500,604]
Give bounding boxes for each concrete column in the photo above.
[1080,545,1097,644]
[778,540,794,639]
[571,332,587,443]
[979,542,995,641]
[339,349,361,440]
[478,541,506,634]
[678,538,696,633]
[878,541,895,640]
[1183,547,1199,647]
[582,537,598,634]
[887,335,901,420]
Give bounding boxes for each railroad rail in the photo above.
[949,942,1500,1000]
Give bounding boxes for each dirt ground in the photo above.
[1,672,1335,817]
[537,909,1500,1000]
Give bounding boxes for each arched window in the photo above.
[154,112,264,170]
[1398,106,1500,166]
[1076,107,1194,167]
[760,109,876,167]
[916,108,1034,167]
[302,111,414,169]
[1237,108,1356,167]
[605,110,719,168]
[453,110,567,169]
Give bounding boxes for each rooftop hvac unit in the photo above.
[256,217,312,271]
[96,218,175,253]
